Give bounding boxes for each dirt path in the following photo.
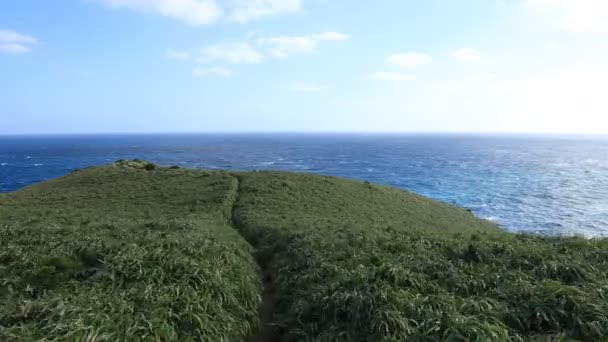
[228,175,278,342]
[248,269,276,342]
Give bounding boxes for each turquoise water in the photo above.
[1,134,607,237]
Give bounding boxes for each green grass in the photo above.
[233,172,608,341]
[0,161,261,341]
[1,161,608,341]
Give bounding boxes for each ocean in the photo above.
[1,134,607,237]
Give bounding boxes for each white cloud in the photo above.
[449,48,481,64]
[369,72,414,81]
[291,82,328,92]
[528,0,608,35]
[263,36,317,59]
[193,66,232,77]
[173,30,348,77]
[0,30,37,54]
[97,0,301,26]
[261,31,348,59]
[98,0,223,26]
[198,43,263,64]
[230,0,301,23]
[166,49,191,60]
[316,31,350,41]
[387,53,431,68]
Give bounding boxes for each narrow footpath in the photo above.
[227,175,277,342]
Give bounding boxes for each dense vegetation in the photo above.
[233,172,608,340]
[0,161,260,341]
[1,160,608,341]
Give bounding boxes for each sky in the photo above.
[0,0,607,134]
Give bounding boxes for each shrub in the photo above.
[144,162,156,171]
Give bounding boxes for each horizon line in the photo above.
[1,131,608,138]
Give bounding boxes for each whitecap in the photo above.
[25,156,32,159]
[33,164,43,167]
[0,163,7,166]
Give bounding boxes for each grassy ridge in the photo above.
[0,161,261,341]
[233,172,608,341]
[2,162,608,340]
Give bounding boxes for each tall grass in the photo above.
[0,161,261,341]
[2,162,607,340]
[233,172,608,341]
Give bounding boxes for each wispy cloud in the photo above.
[0,30,37,54]
[387,52,431,68]
[369,72,414,81]
[97,0,223,26]
[193,66,232,77]
[173,31,348,77]
[230,0,301,23]
[96,0,301,26]
[449,48,481,64]
[291,82,328,92]
[198,43,263,64]
[528,0,608,35]
[262,36,317,59]
[261,31,349,59]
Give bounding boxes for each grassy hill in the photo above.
[0,161,260,341]
[1,161,608,341]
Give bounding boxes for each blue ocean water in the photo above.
[1,134,607,237]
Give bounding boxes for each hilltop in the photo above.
[1,160,608,341]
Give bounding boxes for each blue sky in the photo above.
[1,0,607,134]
